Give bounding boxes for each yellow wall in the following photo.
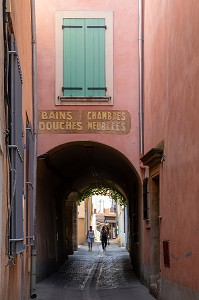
[78,202,86,245]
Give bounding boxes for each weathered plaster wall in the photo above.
[11,1,33,121]
[144,0,199,296]
[35,0,140,173]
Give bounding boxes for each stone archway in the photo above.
[36,141,141,281]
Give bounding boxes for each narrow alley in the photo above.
[1,1,199,299]
[35,241,154,300]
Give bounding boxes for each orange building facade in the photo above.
[141,1,199,299]
[0,1,36,299]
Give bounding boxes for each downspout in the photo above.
[30,0,37,298]
[138,0,144,155]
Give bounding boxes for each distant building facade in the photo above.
[77,197,91,245]
[92,195,117,241]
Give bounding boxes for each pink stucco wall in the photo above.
[144,0,199,293]
[35,0,140,172]
[11,1,33,120]
[1,1,33,300]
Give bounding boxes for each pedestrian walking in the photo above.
[87,225,95,251]
[100,226,108,251]
[107,226,110,245]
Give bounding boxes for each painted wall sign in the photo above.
[38,110,131,134]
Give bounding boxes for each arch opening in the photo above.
[36,141,141,281]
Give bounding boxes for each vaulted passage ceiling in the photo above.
[38,141,139,202]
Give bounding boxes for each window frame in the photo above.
[143,177,149,220]
[55,11,113,106]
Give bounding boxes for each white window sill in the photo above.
[56,96,112,106]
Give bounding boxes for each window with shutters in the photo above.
[8,34,24,254]
[56,11,113,105]
[143,178,149,220]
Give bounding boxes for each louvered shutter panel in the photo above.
[9,34,24,254]
[63,19,85,96]
[85,19,106,97]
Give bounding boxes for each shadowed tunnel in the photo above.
[35,141,141,282]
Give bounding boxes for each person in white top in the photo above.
[87,225,95,251]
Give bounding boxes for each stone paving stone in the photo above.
[35,242,154,300]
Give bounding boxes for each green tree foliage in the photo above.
[77,186,126,206]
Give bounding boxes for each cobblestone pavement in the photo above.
[35,241,154,300]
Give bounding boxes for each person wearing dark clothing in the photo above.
[106,227,110,245]
[100,226,108,251]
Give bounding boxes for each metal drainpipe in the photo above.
[30,0,37,298]
[138,0,144,154]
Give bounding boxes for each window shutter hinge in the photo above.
[62,87,83,91]
[87,87,107,91]
[87,25,107,29]
[62,25,83,29]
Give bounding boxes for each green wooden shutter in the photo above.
[63,19,85,96]
[63,18,106,97]
[85,19,106,97]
